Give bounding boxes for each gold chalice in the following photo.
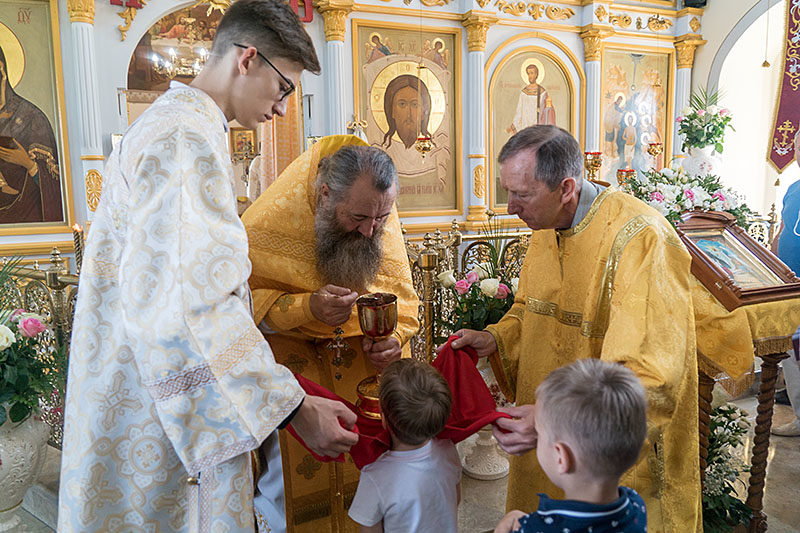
[584,151,603,183]
[355,292,398,420]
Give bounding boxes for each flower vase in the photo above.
[457,359,509,480]
[0,410,50,531]
[681,145,721,178]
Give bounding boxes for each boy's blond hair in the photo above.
[535,359,647,479]
[379,359,452,446]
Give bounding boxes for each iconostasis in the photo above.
[0,0,707,258]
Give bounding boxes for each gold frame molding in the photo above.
[351,18,463,218]
[0,0,75,237]
[599,42,675,182]
[485,33,586,213]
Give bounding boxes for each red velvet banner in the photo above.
[769,0,800,171]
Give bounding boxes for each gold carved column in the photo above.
[580,25,613,153]
[462,11,497,228]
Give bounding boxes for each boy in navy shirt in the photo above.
[495,359,648,533]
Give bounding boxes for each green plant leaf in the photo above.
[9,401,29,423]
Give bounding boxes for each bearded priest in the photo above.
[242,136,420,532]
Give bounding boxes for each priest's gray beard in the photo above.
[314,203,384,293]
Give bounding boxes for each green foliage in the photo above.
[702,404,753,533]
[677,88,734,152]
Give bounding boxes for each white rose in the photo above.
[472,262,493,280]
[682,107,692,116]
[661,168,675,180]
[648,200,670,217]
[510,278,519,295]
[436,269,457,289]
[707,104,719,115]
[0,324,15,350]
[479,278,500,298]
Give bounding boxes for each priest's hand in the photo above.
[291,395,359,457]
[310,285,359,326]
[362,336,402,371]
[492,404,537,456]
[494,510,526,533]
[445,329,497,358]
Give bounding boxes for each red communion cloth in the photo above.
[286,336,511,469]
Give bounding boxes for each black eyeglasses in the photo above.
[233,43,295,102]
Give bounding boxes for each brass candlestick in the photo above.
[584,152,602,183]
[355,292,398,420]
[72,224,84,274]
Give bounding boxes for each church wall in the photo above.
[3,0,740,257]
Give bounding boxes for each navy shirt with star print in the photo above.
[514,486,646,533]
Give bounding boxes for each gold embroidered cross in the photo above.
[276,294,295,312]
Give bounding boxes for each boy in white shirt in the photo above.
[348,358,462,533]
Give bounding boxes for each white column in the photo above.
[584,60,601,151]
[673,67,692,156]
[325,40,347,135]
[467,50,487,215]
[70,21,104,219]
[462,12,496,227]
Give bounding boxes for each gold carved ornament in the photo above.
[314,0,353,42]
[580,28,612,62]
[609,13,632,29]
[85,169,103,212]
[528,3,544,19]
[636,13,673,32]
[594,5,607,22]
[473,164,486,199]
[67,0,95,24]
[545,5,574,20]
[495,0,527,17]
[690,17,701,32]
[462,12,497,52]
[675,37,705,69]
[476,0,491,8]
[421,0,449,6]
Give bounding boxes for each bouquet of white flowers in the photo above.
[676,89,734,153]
[623,165,753,228]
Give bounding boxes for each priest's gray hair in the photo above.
[535,358,647,480]
[316,145,398,203]
[498,125,583,191]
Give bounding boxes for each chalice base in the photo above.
[356,374,381,420]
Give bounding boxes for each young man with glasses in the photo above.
[59,2,359,532]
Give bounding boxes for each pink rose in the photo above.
[18,317,46,337]
[712,191,725,202]
[683,188,695,201]
[676,116,684,123]
[454,279,471,295]
[650,191,665,202]
[495,283,510,299]
[719,108,729,117]
[465,271,479,283]
[697,109,706,117]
